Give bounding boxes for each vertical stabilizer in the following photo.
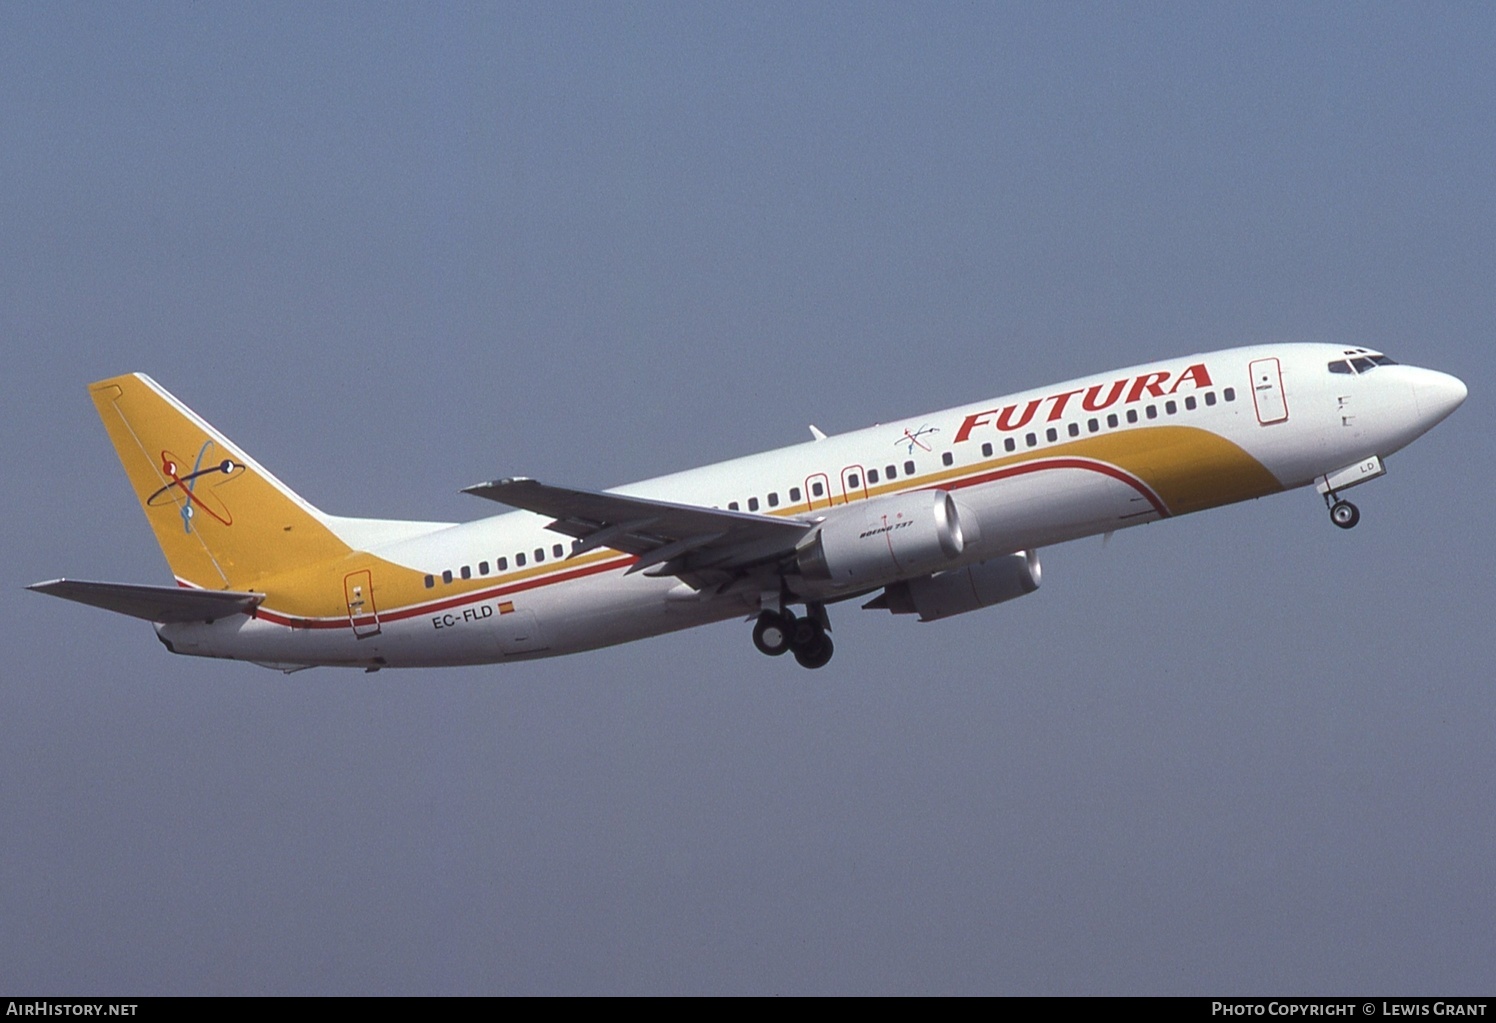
[90,374,353,589]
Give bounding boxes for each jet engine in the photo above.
[796,490,965,587]
[865,549,1042,622]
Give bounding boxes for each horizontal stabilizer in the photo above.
[27,578,264,623]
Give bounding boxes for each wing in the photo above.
[28,578,264,623]
[462,477,813,585]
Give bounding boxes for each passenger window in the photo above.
[442,570,453,584]
[1127,410,1138,424]
[516,552,526,567]
[885,465,897,479]
[1068,422,1080,437]
[534,548,544,563]
[553,544,564,558]
[1205,392,1217,406]
[728,501,739,510]
[768,492,779,507]
[1146,405,1158,419]
[981,442,993,457]
[479,561,490,575]
[748,497,760,511]
[867,469,880,484]
[424,574,435,589]
[1107,413,1119,428]
[941,452,953,467]
[846,475,859,489]
[1004,438,1016,452]
[497,557,508,571]
[1026,433,1037,448]
[1088,418,1099,433]
[1046,427,1058,442]
[1185,396,1196,410]
[1165,400,1177,415]
[811,481,824,497]
[903,460,915,475]
[461,565,472,580]
[790,487,802,501]
[1224,387,1236,402]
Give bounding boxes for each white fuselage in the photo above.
[156,343,1466,670]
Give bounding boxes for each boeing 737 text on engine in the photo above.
[30,344,1466,670]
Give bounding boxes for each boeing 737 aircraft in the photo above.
[30,344,1465,670]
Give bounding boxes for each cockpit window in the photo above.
[1331,354,1397,375]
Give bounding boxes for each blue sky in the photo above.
[3,2,1493,994]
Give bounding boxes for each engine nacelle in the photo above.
[870,550,1042,622]
[796,490,965,588]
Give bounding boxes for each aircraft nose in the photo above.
[1413,369,1468,426]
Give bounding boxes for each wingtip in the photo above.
[461,476,534,495]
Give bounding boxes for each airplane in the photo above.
[29,343,1466,671]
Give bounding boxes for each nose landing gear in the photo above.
[1329,499,1360,529]
[752,606,834,668]
[1317,456,1383,530]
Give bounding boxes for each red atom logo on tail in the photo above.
[145,441,244,532]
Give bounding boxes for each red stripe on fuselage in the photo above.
[243,455,1164,630]
[930,456,1170,518]
[250,552,638,629]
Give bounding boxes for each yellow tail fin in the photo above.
[91,374,353,590]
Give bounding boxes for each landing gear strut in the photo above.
[1322,482,1361,529]
[752,606,834,668]
[1318,458,1384,530]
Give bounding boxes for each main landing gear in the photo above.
[752,606,835,669]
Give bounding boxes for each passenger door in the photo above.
[1249,357,1289,425]
[343,569,381,638]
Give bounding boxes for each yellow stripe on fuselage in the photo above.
[250,546,628,622]
[227,424,1283,624]
[808,424,1280,516]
